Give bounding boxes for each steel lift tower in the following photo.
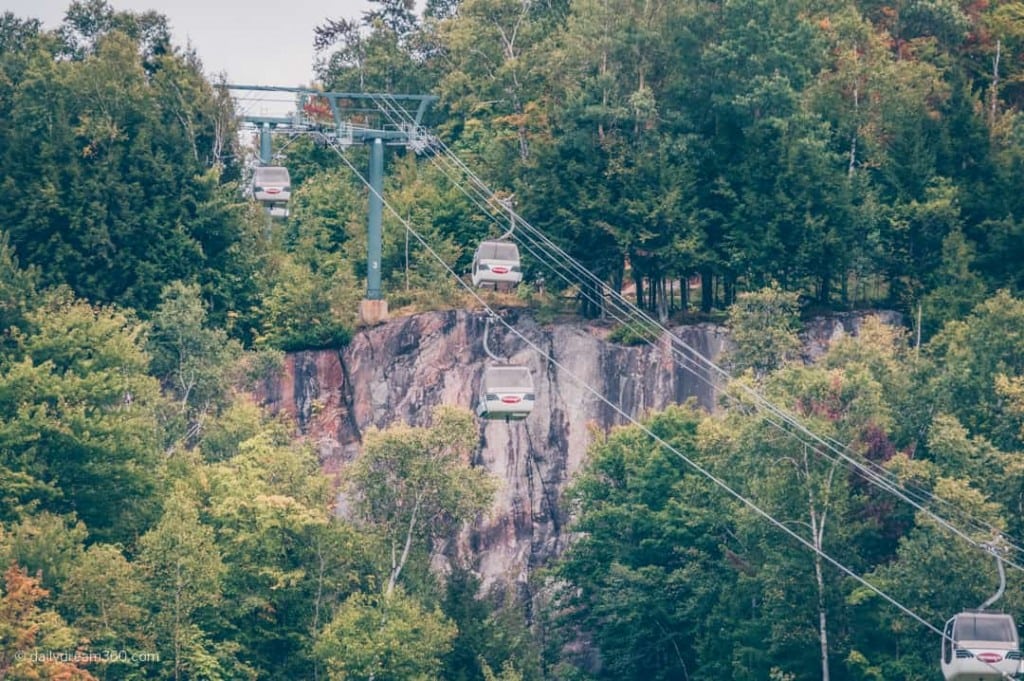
[227,85,437,325]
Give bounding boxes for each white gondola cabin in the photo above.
[471,240,522,289]
[252,166,292,214]
[941,611,1022,681]
[477,365,535,420]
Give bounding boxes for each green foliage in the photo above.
[148,281,244,449]
[996,373,1024,443]
[315,589,457,681]
[314,0,434,95]
[3,512,86,592]
[482,659,526,681]
[375,158,471,313]
[257,256,356,351]
[195,399,268,463]
[924,290,1024,450]
[551,406,725,681]
[58,542,152,674]
[605,321,657,347]
[350,406,496,595]
[0,12,251,319]
[726,283,802,377]
[821,314,923,448]
[0,231,38,356]
[138,483,246,680]
[206,431,370,679]
[918,228,988,340]
[0,291,164,542]
[441,569,542,681]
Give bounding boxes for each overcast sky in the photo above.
[6,0,372,89]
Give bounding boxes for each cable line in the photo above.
[365,94,1024,571]
[326,138,955,638]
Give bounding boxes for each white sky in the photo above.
[6,0,372,88]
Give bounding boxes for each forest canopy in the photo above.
[2,0,1024,680]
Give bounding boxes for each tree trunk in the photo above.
[815,547,830,681]
[312,536,326,681]
[612,262,624,296]
[174,561,183,681]
[848,76,858,176]
[657,276,668,322]
[724,275,736,307]
[819,266,831,304]
[387,493,422,596]
[700,267,714,313]
[990,40,1001,130]
[579,279,605,318]
[805,452,837,681]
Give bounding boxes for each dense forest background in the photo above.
[3,0,1024,679]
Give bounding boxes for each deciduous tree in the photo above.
[349,406,495,596]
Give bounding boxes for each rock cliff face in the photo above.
[256,308,899,592]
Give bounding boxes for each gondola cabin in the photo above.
[471,240,522,290]
[941,611,1022,681]
[477,365,535,420]
[252,166,292,214]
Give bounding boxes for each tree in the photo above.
[206,429,370,680]
[0,232,38,365]
[821,313,922,452]
[314,588,457,681]
[441,568,542,681]
[147,281,243,448]
[55,0,171,61]
[886,178,966,309]
[725,283,802,378]
[349,406,496,596]
[0,12,41,58]
[256,256,357,352]
[3,512,87,592]
[314,0,432,93]
[0,25,249,317]
[923,290,1024,450]
[517,0,702,317]
[138,483,246,681]
[0,564,97,681]
[680,0,831,308]
[436,0,558,163]
[0,291,164,542]
[551,406,726,681]
[918,228,988,341]
[58,543,153,679]
[377,156,468,310]
[996,373,1024,444]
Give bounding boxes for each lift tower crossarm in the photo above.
[225,85,437,129]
